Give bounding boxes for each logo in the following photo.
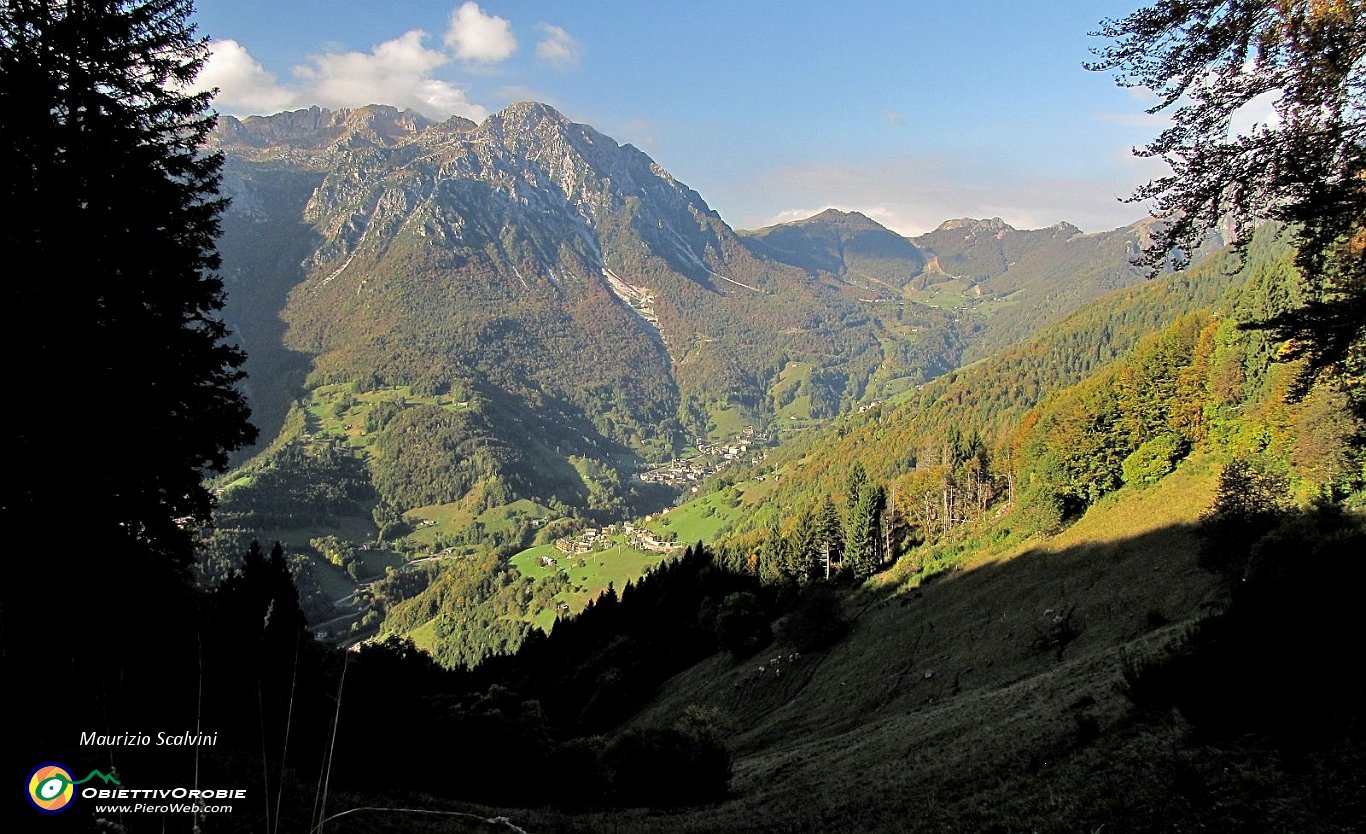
[26,763,120,814]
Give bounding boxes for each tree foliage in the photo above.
[1091,0,1366,405]
[0,0,254,568]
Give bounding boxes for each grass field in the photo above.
[900,276,975,309]
[304,383,471,453]
[644,486,752,545]
[707,403,750,439]
[246,514,378,552]
[510,538,674,630]
[298,558,358,602]
[768,361,815,422]
[405,618,439,654]
[406,495,552,546]
[354,547,405,577]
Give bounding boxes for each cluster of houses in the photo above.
[638,457,716,486]
[627,526,682,553]
[554,526,607,555]
[639,428,771,487]
[551,521,683,557]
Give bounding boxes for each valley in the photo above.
[10,3,1366,831]
[205,103,1204,655]
[192,96,1365,832]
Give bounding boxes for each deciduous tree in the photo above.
[1091,1,1366,407]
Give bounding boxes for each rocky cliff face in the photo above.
[215,104,441,153]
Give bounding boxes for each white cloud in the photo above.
[536,24,581,69]
[445,2,517,63]
[199,39,297,113]
[295,30,488,120]
[494,84,550,102]
[1229,88,1282,137]
[196,34,489,121]
[884,109,905,126]
[1126,85,1161,106]
[614,118,660,151]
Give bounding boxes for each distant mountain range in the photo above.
[209,102,1183,548]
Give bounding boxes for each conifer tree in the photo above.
[0,0,254,573]
[844,481,886,580]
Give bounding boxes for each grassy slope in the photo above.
[493,482,763,632]
[333,451,1359,832]
[509,538,673,631]
[644,486,754,545]
[556,454,1230,831]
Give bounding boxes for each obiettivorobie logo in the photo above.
[26,761,244,817]
[26,763,120,814]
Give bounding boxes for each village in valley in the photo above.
[543,427,775,559]
[637,426,771,489]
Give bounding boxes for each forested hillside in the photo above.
[697,225,1361,591]
[12,1,1365,831]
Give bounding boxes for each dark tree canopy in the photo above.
[1090,1,1366,404]
[0,0,254,568]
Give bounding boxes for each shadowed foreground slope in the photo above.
[321,455,1364,833]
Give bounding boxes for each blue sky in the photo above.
[192,1,1171,235]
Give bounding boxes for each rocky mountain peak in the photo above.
[491,100,571,128]
[213,104,432,153]
[935,217,1014,234]
[475,101,582,147]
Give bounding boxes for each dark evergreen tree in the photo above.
[816,493,844,576]
[844,482,886,580]
[0,0,253,569]
[714,591,771,657]
[845,459,870,506]
[0,1,256,792]
[785,505,822,583]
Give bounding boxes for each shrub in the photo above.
[1197,458,1289,576]
[1121,432,1190,488]
[714,591,771,657]
[776,585,847,652]
[603,726,730,806]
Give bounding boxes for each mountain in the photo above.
[207,103,968,581]
[739,208,930,290]
[913,215,1176,360]
[743,210,1200,365]
[206,102,1238,632]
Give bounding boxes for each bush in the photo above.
[776,585,847,652]
[1119,642,1191,713]
[714,591,771,657]
[1121,432,1190,488]
[1197,458,1289,576]
[603,726,730,806]
[1123,513,1366,751]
